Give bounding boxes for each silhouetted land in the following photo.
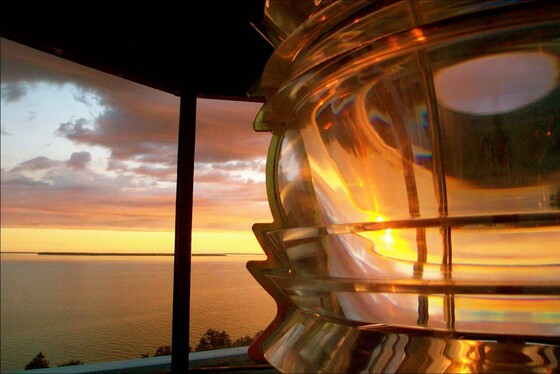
[37,252,175,256]
[24,328,265,370]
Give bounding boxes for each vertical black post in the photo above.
[172,89,197,373]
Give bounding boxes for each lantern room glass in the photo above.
[249,0,560,372]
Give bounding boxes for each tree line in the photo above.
[24,328,262,370]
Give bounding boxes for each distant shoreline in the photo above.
[1,252,260,257]
[37,252,176,256]
[38,252,226,256]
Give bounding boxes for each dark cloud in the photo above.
[194,180,267,204]
[11,156,58,172]
[0,167,177,230]
[1,156,270,231]
[133,149,178,166]
[107,160,130,172]
[2,38,270,171]
[1,83,28,102]
[55,118,94,140]
[2,37,180,168]
[53,94,180,167]
[1,188,176,231]
[195,159,267,184]
[72,90,104,108]
[194,165,231,183]
[1,38,273,232]
[1,172,52,187]
[134,165,176,180]
[67,151,91,170]
[195,99,271,163]
[1,127,11,135]
[1,38,125,89]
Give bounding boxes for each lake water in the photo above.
[0,253,276,372]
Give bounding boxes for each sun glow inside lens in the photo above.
[434,52,559,115]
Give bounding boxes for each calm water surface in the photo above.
[0,253,276,372]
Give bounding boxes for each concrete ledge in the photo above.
[10,347,273,373]
[9,355,171,374]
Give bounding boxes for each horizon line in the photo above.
[1,251,264,256]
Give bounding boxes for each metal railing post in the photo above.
[171,89,197,373]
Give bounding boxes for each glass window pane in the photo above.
[1,37,180,371]
[1,37,277,372]
[190,99,276,352]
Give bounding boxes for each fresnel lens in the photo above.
[248,1,560,372]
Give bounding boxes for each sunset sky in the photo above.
[0,37,273,254]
